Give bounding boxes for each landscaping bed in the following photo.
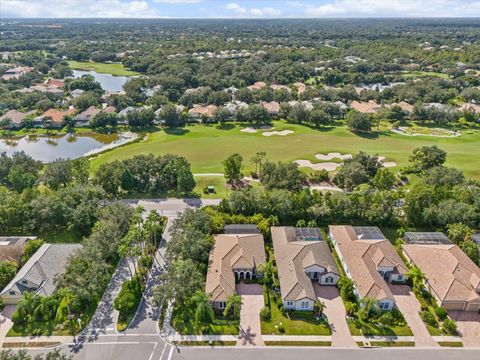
[347,318,413,336]
[261,290,331,336]
[367,341,415,347]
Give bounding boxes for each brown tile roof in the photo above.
[459,103,480,114]
[188,104,217,118]
[74,106,100,121]
[260,101,280,114]
[329,225,407,302]
[403,244,480,304]
[0,110,34,124]
[293,82,307,94]
[390,101,414,113]
[247,81,267,91]
[41,108,76,123]
[205,234,266,302]
[272,227,339,302]
[270,84,291,93]
[349,100,382,114]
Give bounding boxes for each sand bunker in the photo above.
[377,156,397,168]
[262,130,294,137]
[294,160,341,171]
[314,152,353,161]
[310,185,344,192]
[241,127,258,133]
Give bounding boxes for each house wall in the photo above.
[390,273,406,282]
[319,272,339,285]
[1,291,22,305]
[378,298,395,311]
[283,298,314,311]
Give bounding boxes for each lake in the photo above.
[71,70,130,93]
[0,132,137,162]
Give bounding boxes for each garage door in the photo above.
[466,302,480,312]
[444,302,466,311]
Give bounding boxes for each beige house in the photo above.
[247,81,267,91]
[188,104,217,119]
[329,225,408,310]
[272,227,339,311]
[205,233,266,310]
[260,101,280,116]
[389,101,414,114]
[349,100,382,114]
[403,232,480,312]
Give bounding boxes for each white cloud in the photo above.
[153,0,201,3]
[286,1,303,7]
[306,0,480,17]
[1,0,163,18]
[261,7,282,16]
[225,2,247,15]
[250,8,264,16]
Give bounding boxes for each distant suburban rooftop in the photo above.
[224,224,260,234]
[1,243,82,298]
[0,236,36,263]
[353,226,386,241]
[404,232,451,245]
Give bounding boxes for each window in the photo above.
[219,301,226,309]
[325,276,334,283]
[379,302,389,310]
[286,301,293,307]
[9,291,15,295]
[301,301,309,309]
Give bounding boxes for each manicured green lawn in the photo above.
[261,292,331,336]
[90,121,480,179]
[438,341,463,347]
[401,71,449,79]
[347,318,413,336]
[7,320,70,337]
[68,60,140,76]
[171,308,239,335]
[265,341,331,346]
[177,341,237,346]
[369,341,415,347]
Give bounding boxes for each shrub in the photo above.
[420,310,437,327]
[344,301,358,317]
[113,275,143,315]
[278,323,285,334]
[378,312,395,326]
[435,307,448,321]
[391,308,406,326]
[260,306,271,321]
[442,319,458,335]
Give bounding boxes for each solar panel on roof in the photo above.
[224,224,260,234]
[353,226,385,240]
[294,227,323,241]
[403,232,451,245]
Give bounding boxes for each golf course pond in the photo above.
[0,132,138,162]
[71,70,130,93]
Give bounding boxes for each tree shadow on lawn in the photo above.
[354,318,397,337]
[216,123,235,130]
[164,127,190,136]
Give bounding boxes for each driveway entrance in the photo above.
[449,311,480,347]
[314,284,356,347]
[236,282,264,346]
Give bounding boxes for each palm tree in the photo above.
[16,291,38,324]
[257,261,274,287]
[146,210,162,248]
[224,293,242,320]
[314,300,326,317]
[407,266,426,291]
[132,206,145,229]
[358,297,378,322]
[190,291,214,324]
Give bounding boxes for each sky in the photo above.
[1,0,480,19]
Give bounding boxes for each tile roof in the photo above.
[39,108,76,123]
[349,100,382,114]
[329,225,407,302]
[1,243,82,297]
[0,110,34,124]
[74,106,100,122]
[403,243,480,304]
[188,104,217,118]
[247,81,267,91]
[206,234,266,302]
[272,227,339,302]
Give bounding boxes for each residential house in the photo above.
[224,101,248,115]
[403,232,480,312]
[260,101,280,116]
[329,225,408,310]
[188,104,217,120]
[205,232,266,310]
[34,108,76,128]
[349,100,382,114]
[293,82,307,94]
[247,81,267,91]
[389,101,414,114]
[1,66,33,81]
[0,236,36,264]
[0,110,35,129]
[117,106,140,124]
[1,243,82,305]
[272,227,339,311]
[74,106,101,127]
[69,89,85,99]
[459,103,480,114]
[270,84,291,93]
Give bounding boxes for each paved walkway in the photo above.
[0,310,14,348]
[314,284,356,347]
[236,283,264,346]
[449,311,480,348]
[389,285,438,348]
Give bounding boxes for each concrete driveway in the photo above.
[236,283,264,346]
[314,284,356,347]
[0,305,15,347]
[449,311,480,348]
[389,284,438,348]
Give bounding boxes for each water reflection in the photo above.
[71,70,130,93]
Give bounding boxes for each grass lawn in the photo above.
[67,60,140,76]
[171,308,239,335]
[7,320,71,337]
[90,121,480,179]
[438,341,463,347]
[39,229,83,244]
[261,291,331,336]
[177,341,237,346]
[368,341,415,347]
[347,318,413,336]
[401,71,449,79]
[116,312,134,332]
[426,324,444,336]
[265,341,331,346]
[2,342,62,348]
[194,175,227,199]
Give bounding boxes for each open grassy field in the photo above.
[401,71,449,79]
[90,121,480,179]
[67,60,139,76]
